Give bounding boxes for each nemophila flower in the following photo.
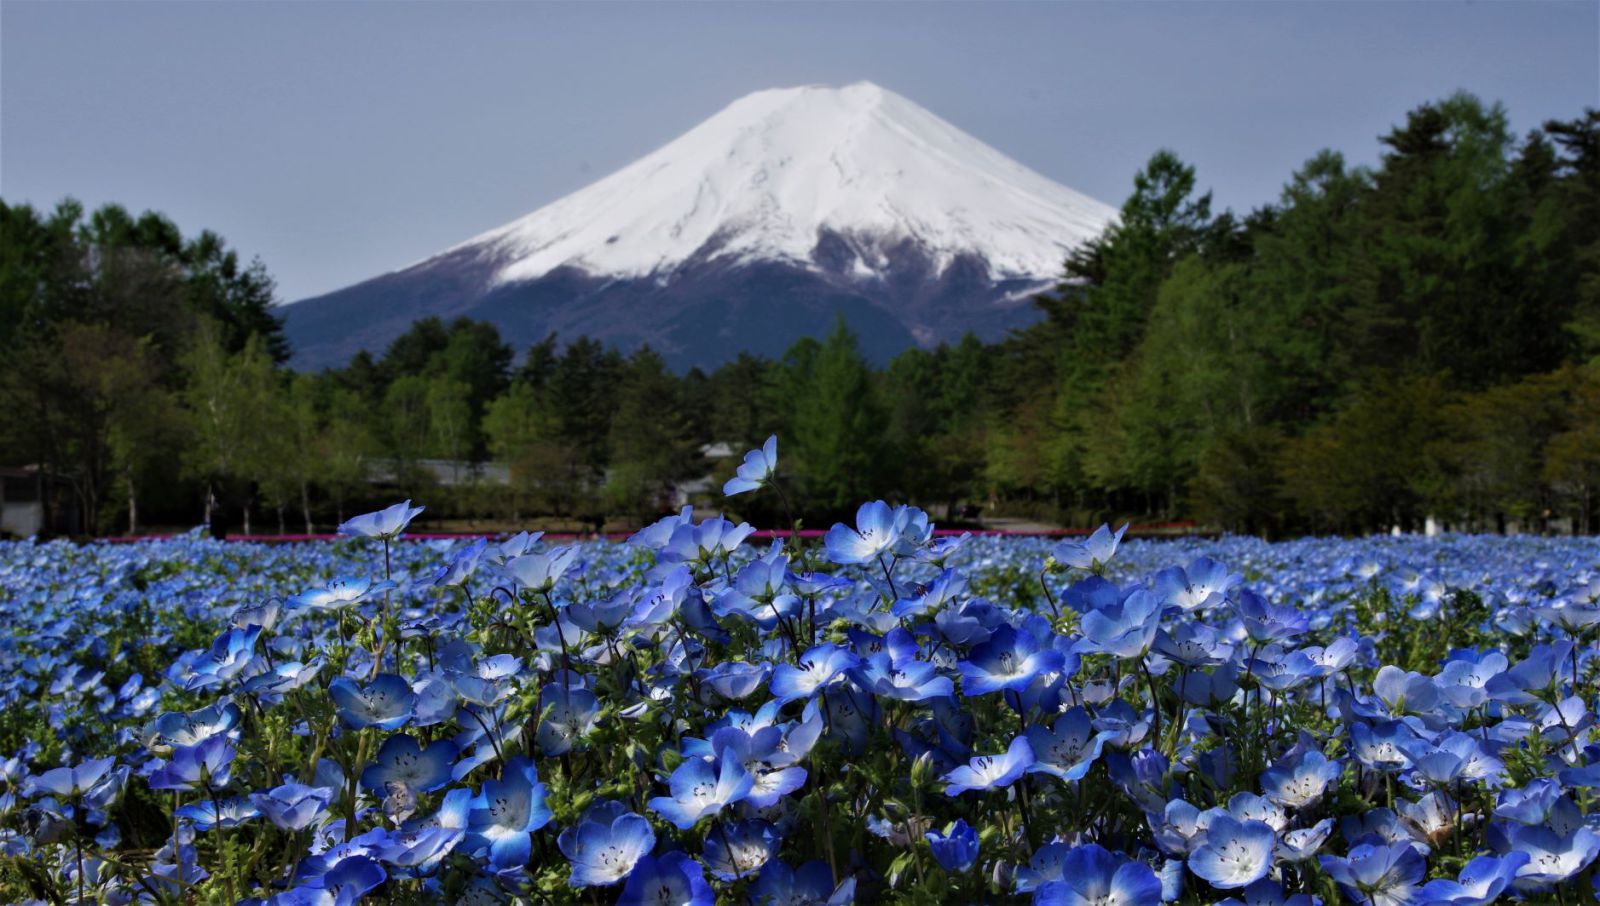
[182,624,261,691]
[282,853,388,906]
[174,796,260,831]
[617,851,713,906]
[703,818,780,880]
[1153,622,1233,668]
[1506,823,1600,892]
[1051,523,1128,571]
[1152,556,1241,611]
[1303,636,1362,679]
[958,623,1065,697]
[429,538,487,588]
[536,683,601,755]
[1401,732,1504,788]
[1368,665,1441,720]
[770,643,859,706]
[26,756,115,798]
[1277,818,1334,862]
[1491,777,1564,825]
[465,756,552,870]
[1348,720,1415,773]
[1318,842,1426,906]
[557,799,655,888]
[250,782,335,831]
[288,575,388,612]
[925,818,979,873]
[1485,640,1573,705]
[1417,852,1527,906]
[1078,588,1163,659]
[1150,799,1209,856]
[749,859,856,906]
[724,435,778,495]
[385,787,470,871]
[892,567,968,619]
[360,734,457,796]
[1014,841,1073,893]
[505,546,579,594]
[1026,708,1116,783]
[329,673,416,730]
[1189,814,1276,889]
[1106,749,1174,816]
[141,701,243,753]
[849,643,953,703]
[149,734,236,791]
[338,500,424,539]
[1260,743,1341,809]
[1034,843,1162,906]
[699,661,770,701]
[1213,878,1318,906]
[823,500,900,565]
[942,735,1032,796]
[662,516,755,566]
[649,754,754,829]
[1235,588,1308,644]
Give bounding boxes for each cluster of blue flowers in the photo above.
[0,436,1597,904]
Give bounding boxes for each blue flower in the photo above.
[250,782,335,831]
[724,435,778,495]
[557,799,655,888]
[1318,842,1426,906]
[1078,588,1163,659]
[1418,852,1528,906]
[329,673,416,731]
[750,859,856,906]
[770,643,859,705]
[465,756,552,870]
[26,756,115,798]
[941,735,1033,796]
[1260,742,1342,809]
[338,500,424,539]
[1213,878,1318,906]
[1051,523,1127,571]
[703,818,780,880]
[958,624,1065,697]
[823,501,900,565]
[536,683,601,756]
[360,734,458,795]
[648,754,754,829]
[149,735,235,791]
[174,796,261,831]
[1034,843,1162,906]
[505,546,579,594]
[617,852,713,906]
[181,625,262,691]
[1505,824,1600,892]
[1188,814,1276,890]
[1025,708,1115,782]
[925,818,979,874]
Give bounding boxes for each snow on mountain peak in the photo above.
[458,82,1116,286]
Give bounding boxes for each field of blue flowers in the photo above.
[1,438,1597,905]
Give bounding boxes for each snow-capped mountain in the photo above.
[283,82,1116,370]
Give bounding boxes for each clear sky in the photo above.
[3,1,1596,303]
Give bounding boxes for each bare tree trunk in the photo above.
[277,505,286,535]
[127,472,138,535]
[301,480,313,535]
[204,483,214,526]
[243,500,252,536]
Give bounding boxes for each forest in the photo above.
[2,93,1597,537]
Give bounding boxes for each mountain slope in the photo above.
[283,82,1116,370]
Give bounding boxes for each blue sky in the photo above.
[3,1,1596,303]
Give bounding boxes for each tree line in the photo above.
[2,92,1597,536]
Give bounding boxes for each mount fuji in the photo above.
[282,82,1117,370]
